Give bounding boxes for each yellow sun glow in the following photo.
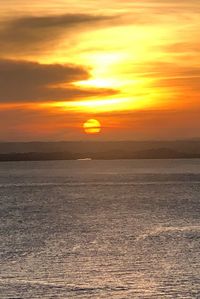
[83,119,101,134]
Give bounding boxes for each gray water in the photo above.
[0,159,200,298]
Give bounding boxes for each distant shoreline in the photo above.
[0,151,199,162]
[0,140,199,161]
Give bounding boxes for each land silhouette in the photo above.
[0,140,199,161]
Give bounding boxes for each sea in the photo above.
[0,159,200,298]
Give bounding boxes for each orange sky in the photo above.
[0,0,200,140]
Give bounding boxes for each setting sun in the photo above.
[83,119,101,134]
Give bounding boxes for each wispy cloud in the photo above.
[0,13,117,55]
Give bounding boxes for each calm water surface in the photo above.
[0,159,200,298]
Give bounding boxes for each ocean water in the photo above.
[0,159,200,299]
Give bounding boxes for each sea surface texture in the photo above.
[0,159,200,298]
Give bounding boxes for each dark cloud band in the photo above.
[0,59,118,103]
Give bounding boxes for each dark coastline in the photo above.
[0,150,199,162]
[0,140,200,161]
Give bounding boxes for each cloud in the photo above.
[0,59,118,103]
[0,13,116,55]
[114,0,200,14]
[149,63,200,92]
[0,4,197,57]
[129,62,200,94]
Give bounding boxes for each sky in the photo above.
[0,0,200,141]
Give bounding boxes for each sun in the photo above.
[83,119,101,134]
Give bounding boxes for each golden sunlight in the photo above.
[83,119,101,134]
